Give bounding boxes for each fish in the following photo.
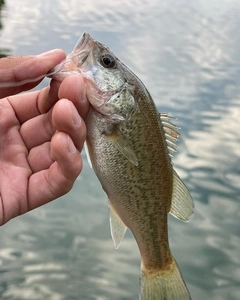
[49,32,194,300]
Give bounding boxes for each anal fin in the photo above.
[109,201,127,249]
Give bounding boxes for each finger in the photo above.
[21,99,85,151]
[27,100,86,172]
[7,90,43,124]
[28,142,53,172]
[20,108,55,150]
[37,78,61,114]
[37,74,89,117]
[7,79,61,124]
[52,99,86,151]
[0,98,20,137]
[27,132,82,210]
[58,74,89,119]
[0,50,66,98]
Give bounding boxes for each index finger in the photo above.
[6,78,61,124]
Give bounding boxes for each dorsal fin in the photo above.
[160,113,180,159]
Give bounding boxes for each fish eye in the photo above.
[100,54,116,68]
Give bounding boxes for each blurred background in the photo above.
[0,0,240,299]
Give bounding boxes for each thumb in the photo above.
[0,49,66,98]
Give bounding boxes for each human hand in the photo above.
[0,52,89,225]
[0,49,67,98]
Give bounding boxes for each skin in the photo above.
[0,50,89,225]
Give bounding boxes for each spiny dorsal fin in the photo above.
[160,113,180,158]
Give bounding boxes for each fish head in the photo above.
[49,32,136,121]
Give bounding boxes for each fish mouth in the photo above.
[72,32,93,53]
[47,32,94,79]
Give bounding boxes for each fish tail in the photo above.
[140,256,191,300]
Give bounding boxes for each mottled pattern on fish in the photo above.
[86,88,173,270]
[49,32,194,300]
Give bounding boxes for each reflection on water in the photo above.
[0,202,139,300]
[0,0,240,299]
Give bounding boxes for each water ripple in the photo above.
[1,1,240,299]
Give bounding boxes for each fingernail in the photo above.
[69,101,81,126]
[67,136,76,154]
[37,49,60,57]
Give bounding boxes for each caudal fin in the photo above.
[140,257,191,300]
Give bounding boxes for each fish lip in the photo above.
[47,32,94,79]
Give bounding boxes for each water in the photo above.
[0,0,239,299]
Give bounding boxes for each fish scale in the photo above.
[49,32,194,300]
[86,101,173,270]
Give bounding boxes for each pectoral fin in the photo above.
[109,201,127,249]
[170,170,194,221]
[104,127,138,166]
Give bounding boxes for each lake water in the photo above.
[0,0,240,299]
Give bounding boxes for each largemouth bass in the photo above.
[49,32,194,300]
